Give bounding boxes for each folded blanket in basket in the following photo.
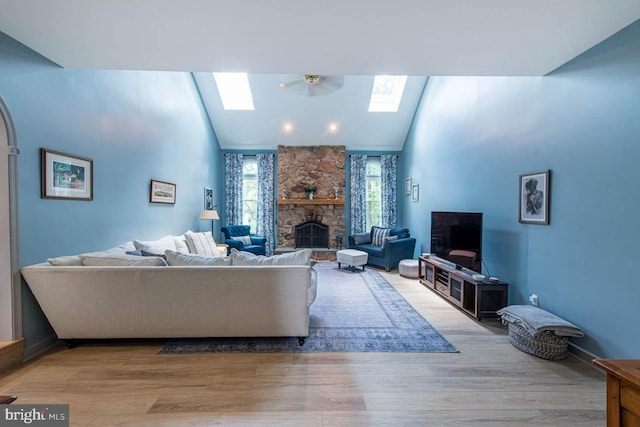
[497,305,584,338]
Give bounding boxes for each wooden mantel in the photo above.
[277,199,345,205]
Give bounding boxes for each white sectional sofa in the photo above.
[21,234,317,346]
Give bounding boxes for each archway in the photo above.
[0,96,20,342]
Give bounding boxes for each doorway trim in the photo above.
[0,96,21,341]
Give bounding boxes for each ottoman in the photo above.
[337,249,368,272]
[399,259,419,278]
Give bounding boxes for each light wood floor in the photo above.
[0,270,605,426]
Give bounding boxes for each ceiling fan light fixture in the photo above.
[280,74,344,97]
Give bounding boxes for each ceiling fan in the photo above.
[280,74,345,97]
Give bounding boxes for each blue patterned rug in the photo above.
[158,262,458,353]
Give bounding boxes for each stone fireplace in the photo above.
[295,220,329,248]
[277,145,345,259]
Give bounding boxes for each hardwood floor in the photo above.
[0,269,605,426]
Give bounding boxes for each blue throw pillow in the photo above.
[353,233,371,245]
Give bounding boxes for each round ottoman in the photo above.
[398,259,419,278]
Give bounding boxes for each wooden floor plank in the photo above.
[0,269,606,426]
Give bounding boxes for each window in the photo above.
[242,158,258,230]
[366,159,382,229]
[213,72,255,110]
[368,75,408,112]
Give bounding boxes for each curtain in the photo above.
[380,154,397,228]
[350,154,368,235]
[224,153,243,225]
[256,154,275,256]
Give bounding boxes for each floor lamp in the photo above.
[199,209,219,235]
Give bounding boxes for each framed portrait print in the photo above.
[41,148,93,200]
[405,177,412,195]
[519,170,550,224]
[204,187,213,210]
[412,184,419,202]
[150,179,176,204]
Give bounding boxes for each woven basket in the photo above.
[507,322,569,360]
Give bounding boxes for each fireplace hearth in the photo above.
[295,220,329,248]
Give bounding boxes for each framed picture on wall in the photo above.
[519,170,550,224]
[412,184,419,202]
[40,148,93,200]
[150,179,176,204]
[405,177,412,195]
[204,187,213,210]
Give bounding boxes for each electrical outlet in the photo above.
[529,294,539,306]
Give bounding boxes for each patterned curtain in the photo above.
[350,154,368,235]
[256,154,275,256]
[224,153,243,225]
[380,154,398,228]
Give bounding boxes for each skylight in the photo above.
[213,72,254,110]
[368,75,408,112]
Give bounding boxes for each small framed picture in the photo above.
[150,179,176,204]
[412,184,419,202]
[519,170,550,224]
[405,177,412,195]
[40,148,93,200]
[204,187,213,210]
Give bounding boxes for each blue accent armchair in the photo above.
[221,225,266,255]
[348,226,416,271]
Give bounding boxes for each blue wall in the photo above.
[0,32,223,352]
[401,21,640,359]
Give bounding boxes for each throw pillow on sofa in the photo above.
[353,233,372,245]
[230,248,312,266]
[79,253,168,266]
[134,235,176,254]
[173,234,190,253]
[164,250,231,266]
[381,235,398,249]
[184,231,225,257]
[371,226,391,247]
[47,255,83,266]
[235,235,252,245]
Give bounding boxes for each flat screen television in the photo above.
[430,211,483,272]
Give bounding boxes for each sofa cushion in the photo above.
[134,235,176,254]
[371,226,391,247]
[164,250,231,266]
[184,231,225,257]
[230,248,312,266]
[47,255,83,266]
[79,254,168,266]
[353,233,372,245]
[354,244,385,258]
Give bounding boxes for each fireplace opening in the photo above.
[295,220,329,248]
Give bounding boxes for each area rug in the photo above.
[158,262,458,353]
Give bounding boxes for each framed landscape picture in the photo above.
[40,148,93,200]
[519,170,550,224]
[150,179,176,204]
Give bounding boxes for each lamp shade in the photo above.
[199,210,219,220]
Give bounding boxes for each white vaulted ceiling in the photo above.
[1,0,639,150]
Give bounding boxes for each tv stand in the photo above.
[418,255,508,320]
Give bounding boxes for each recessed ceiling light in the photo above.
[213,72,255,111]
[368,75,407,112]
[328,123,339,133]
[283,122,294,133]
